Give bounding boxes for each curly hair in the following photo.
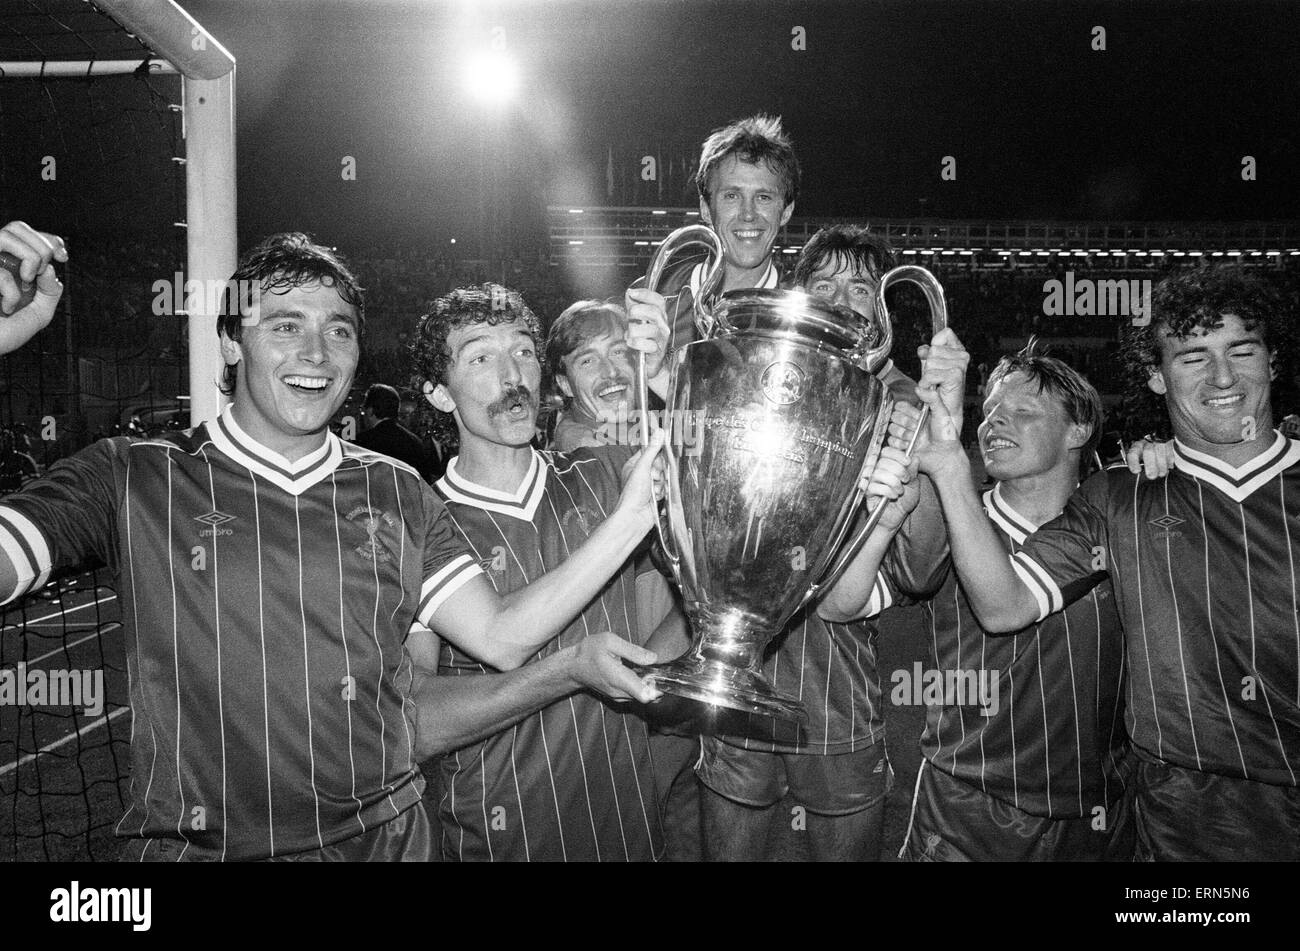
[409,284,541,447]
[1119,266,1296,439]
[217,232,364,395]
[695,114,800,207]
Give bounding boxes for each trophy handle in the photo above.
[808,395,936,600]
[645,224,726,339]
[652,431,684,582]
[792,395,893,614]
[875,264,950,341]
[804,265,951,608]
[637,348,684,582]
[637,224,726,454]
[637,225,725,572]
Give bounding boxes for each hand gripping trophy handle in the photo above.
[632,228,949,724]
[636,226,727,573]
[806,265,950,602]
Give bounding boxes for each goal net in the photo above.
[0,0,234,861]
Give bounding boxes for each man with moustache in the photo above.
[0,223,666,862]
[894,267,1300,860]
[412,284,689,861]
[824,337,1134,861]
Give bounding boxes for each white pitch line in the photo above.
[0,592,118,630]
[12,621,108,629]
[0,705,130,778]
[17,623,123,667]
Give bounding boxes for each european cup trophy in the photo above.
[635,226,948,723]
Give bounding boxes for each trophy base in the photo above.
[637,654,808,724]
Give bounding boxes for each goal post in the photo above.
[97,0,235,428]
[0,0,236,427]
[0,1,235,860]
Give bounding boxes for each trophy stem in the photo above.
[637,611,808,724]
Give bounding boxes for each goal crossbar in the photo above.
[0,0,236,427]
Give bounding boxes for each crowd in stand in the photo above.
[5,236,1298,470]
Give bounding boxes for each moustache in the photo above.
[487,384,538,417]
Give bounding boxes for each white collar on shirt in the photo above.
[437,449,549,521]
[688,259,780,297]
[208,405,343,497]
[1171,430,1300,503]
[982,483,1044,545]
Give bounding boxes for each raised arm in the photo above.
[0,219,75,598]
[0,221,68,356]
[819,469,950,623]
[918,434,1040,632]
[0,440,118,609]
[817,442,918,622]
[427,430,667,670]
[901,330,1040,632]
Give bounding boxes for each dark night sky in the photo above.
[9,0,1300,248]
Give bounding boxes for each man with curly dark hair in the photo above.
[0,226,666,862]
[411,283,689,862]
[894,265,1300,860]
[1118,266,1297,442]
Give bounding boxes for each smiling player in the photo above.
[826,338,1133,861]
[625,114,799,353]
[0,228,666,861]
[898,267,1300,860]
[546,299,636,450]
[414,285,690,862]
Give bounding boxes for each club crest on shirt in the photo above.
[345,506,397,563]
[561,503,604,538]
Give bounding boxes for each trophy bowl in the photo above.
[643,287,894,723]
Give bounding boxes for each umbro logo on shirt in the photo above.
[1148,513,1185,540]
[194,510,237,537]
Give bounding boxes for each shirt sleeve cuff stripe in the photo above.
[0,507,53,605]
[0,506,51,575]
[1010,552,1060,621]
[0,523,38,604]
[1013,551,1064,613]
[864,575,893,618]
[419,553,476,602]
[418,561,484,627]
